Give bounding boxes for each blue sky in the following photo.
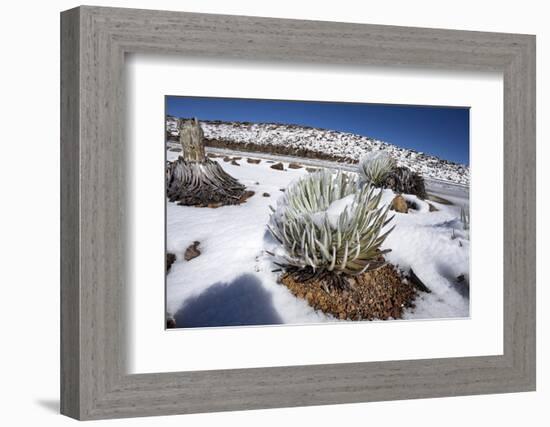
[166,96,470,165]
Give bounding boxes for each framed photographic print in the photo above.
[61,6,536,420]
[164,97,471,329]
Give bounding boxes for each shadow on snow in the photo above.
[436,262,470,299]
[174,273,283,328]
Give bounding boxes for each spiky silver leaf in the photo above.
[460,205,470,240]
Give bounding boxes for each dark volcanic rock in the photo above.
[184,241,201,261]
[270,162,285,171]
[166,253,176,272]
[288,162,302,169]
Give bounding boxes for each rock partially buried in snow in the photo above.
[230,160,240,166]
[288,162,302,169]
[390,195,408,213]
[247,158,261,164]
[166,253,176,272]
[270,162,285,171]
[262,192,270,197]
[184,241,201,261]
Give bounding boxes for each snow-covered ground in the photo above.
[166,150,470,328]
[166,117,470,185]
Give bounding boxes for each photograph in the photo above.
[164,96,470,329]
[52,3,537,421]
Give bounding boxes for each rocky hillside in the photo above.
[166,117,469,185]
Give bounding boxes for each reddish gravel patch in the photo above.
[280,264,417,320]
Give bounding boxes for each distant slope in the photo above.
[166,117,469,185]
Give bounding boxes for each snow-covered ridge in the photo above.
[166,117,469,185]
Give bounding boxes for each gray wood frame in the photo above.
[60,5,536,420]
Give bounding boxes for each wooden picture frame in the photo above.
[60,5,536,420]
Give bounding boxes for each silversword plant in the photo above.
[268,170,394,277]
[358,151,396,187]
[166,118,246,205]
